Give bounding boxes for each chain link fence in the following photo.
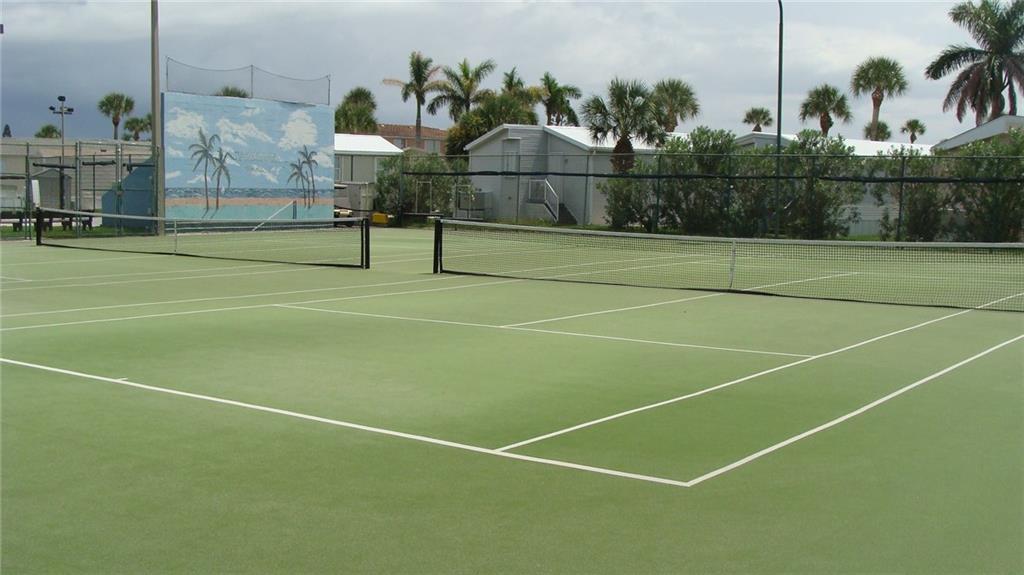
[383,150,1023,242]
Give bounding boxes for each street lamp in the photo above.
[49,95,74,209]
[774,0,784,237]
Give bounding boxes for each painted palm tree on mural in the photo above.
[383,51,443,149]
[851,57,908,141]
[288,161,308,207]
[189,129,220,210]
[900,119,927,143]
[540,72,582,126]
[925,0,1024,124]
[211,148,236,210]
[582,78,666,173]
[799,84,853,137]
[652,79,700,132]
[428,58,497,122]
[97,93,135,140]
[299,146,319,207]
[742,107,774,132]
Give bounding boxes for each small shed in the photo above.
[464,125,687,225]
[334,134,402,213]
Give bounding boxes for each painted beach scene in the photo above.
[162,92,334,219]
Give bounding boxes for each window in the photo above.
[393,138,404,148]
[334,155,345,182]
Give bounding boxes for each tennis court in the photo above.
[2,220,1022,572]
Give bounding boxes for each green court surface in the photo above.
[2,228,1021,573]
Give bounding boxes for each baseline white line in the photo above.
[0,262,283,283]
[0,276,460,319]
[0,264,330,292]
[686,333,1024,486]
[1,253,172,266]
[494,291,1024,452]
[0,358,689,489]
[0,276,32,282]
[276,304,810,358]
[0,278,518,332]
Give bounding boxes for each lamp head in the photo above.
[58,95,66,102]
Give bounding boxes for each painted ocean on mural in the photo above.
[162,92,334,220]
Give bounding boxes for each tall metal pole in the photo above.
[151,0,165,225]
[50,95,73,210]
[774,0,784,237]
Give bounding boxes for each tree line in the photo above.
[337,0,1020,163]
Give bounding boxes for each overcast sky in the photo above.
[1,1,978,145]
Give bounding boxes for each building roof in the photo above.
[333,133,403,156]
[735,131,932,156]
[463,124,688,153]
[376,124,448,140]
[932,115,1024,151]
[544,125,689,152]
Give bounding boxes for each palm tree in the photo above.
[123,113,152,141]
[299,146,319,206]
[900,119,927,143]
[540,72,582,126]
[34,124,61,138]
[501,67,543,111]
[216,86,250,98]
[925,0,1024,124]
[581,78,666,173]
[851,57,908,141]
[335,87,379,133]
[211,148,236,210]
[383,51,443,149]
[742,107,774,132]
[97,92,135,139]
[652,79,699,132]
[799,84,853,137]
[188,128,220,210]
[427,58,497,122]
[445,92,540,155]
[863,120,892,141]
[288,161,308,207]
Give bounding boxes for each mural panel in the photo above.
[162,92,334,219]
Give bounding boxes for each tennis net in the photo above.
[433,219,1023,312]
[36,208,370,269]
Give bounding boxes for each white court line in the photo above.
[0,276,32,283]
[494,290,1024,452]
[686,332,1024,486]
[0,253,171,266]
[503,272,858,328]
[0,276,460,319]
[0,358,689,489]
[0,262,283,283]
[276,304,811,359]
[0,278,519,332]
[0,264,331,292]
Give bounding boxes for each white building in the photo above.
[333,133,402,213]
[463,125,687,225]
[932,115,1024,151]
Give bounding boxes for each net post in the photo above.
[34,207,43,245]
[433,218,442,274]
[362,217,371,269]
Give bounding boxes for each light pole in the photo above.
[49,95,74,209]
[774,0,784,237]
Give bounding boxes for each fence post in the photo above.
[397,154,405,227]
[896,154,907,241]
[515,152,521,224]
[653,153,662,233]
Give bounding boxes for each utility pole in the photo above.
[49,95,74,210]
